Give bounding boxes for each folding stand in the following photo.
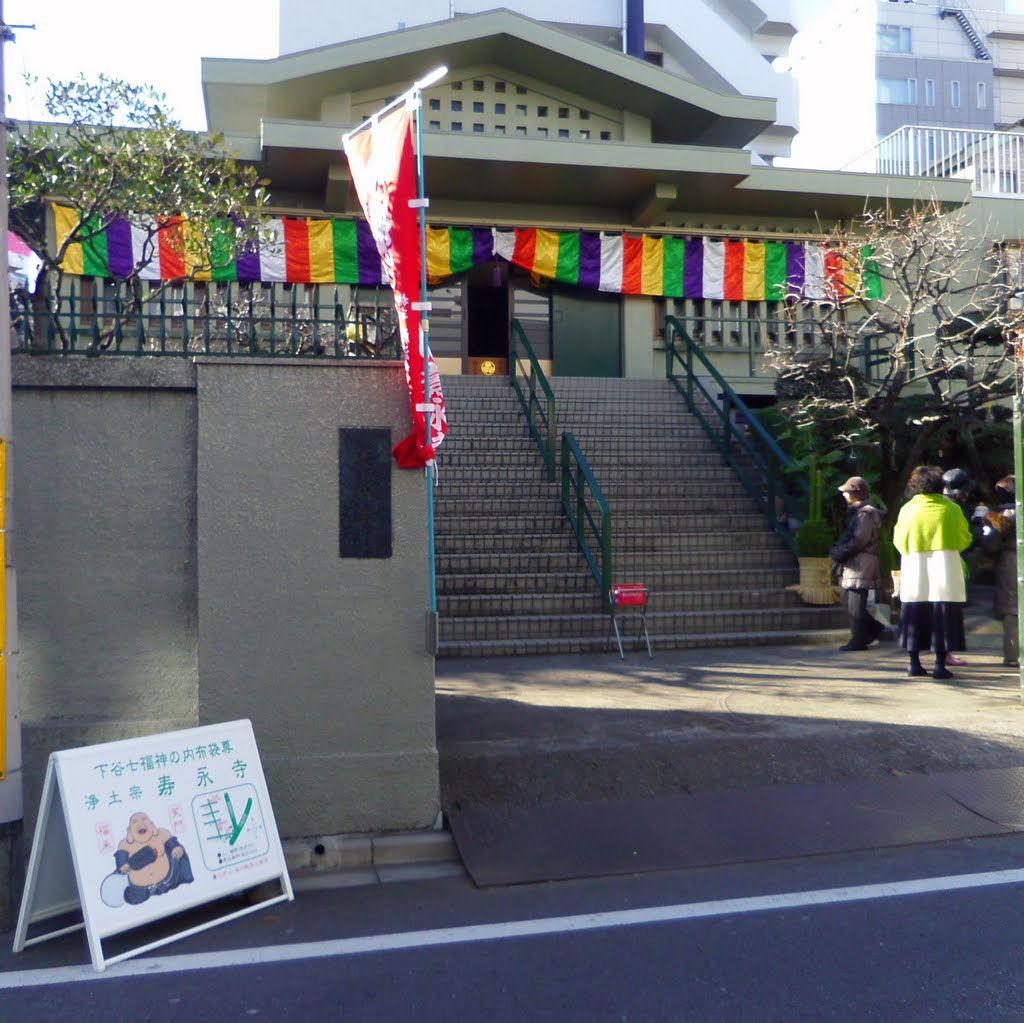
[609,582,653,659]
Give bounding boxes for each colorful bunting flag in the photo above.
[50,205,882,303]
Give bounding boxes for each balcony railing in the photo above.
[848,125,1024,196]
[11,277,401,359]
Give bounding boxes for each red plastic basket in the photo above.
[610,583,648,607]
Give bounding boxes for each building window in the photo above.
[978,81,987,108]
[558,128,569,138]
[580,109,590,120]
[473,80,485,91]
[600,131,611,140]
[516,85,527,94]
[473,123,484,133]
[473,101,484,113]
[537,127,548,137]
[580,129,590,139]
[495,124,506,134]
[951,80,961,107]
[451,100,462,112]
[877,78,918,104]
[516,125,527,135]
[429,98,441,111]
[877,24,911,52]
[495,103,506,114]
[429,120,440,130]
[495,81,506,93]
[558,107,569,118]
[537,106,548,117]
[451,81,463,90]
[451,121,462,131]
[516,104,527,116]
[925,79,935,106]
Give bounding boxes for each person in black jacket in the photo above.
[831,476,885,651]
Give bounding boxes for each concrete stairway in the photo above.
[434,374,844,657]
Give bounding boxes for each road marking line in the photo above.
[5,866,1024,989]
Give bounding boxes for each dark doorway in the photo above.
[466,261,509,376]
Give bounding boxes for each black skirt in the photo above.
[897,601,966,654]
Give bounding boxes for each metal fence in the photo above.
[850,124,1024,196]
[11,277,401,359]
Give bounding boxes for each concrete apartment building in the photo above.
[788,0,1024,172]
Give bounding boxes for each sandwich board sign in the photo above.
[13,719,294,971]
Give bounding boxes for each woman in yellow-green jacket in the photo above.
[893,464,972,680]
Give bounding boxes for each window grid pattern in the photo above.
[360,75,622,141]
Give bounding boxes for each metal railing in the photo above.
[11,277,400,359]
[665,315,805,552]
[848,124,1024,196]
[508,317,612,608]
[672,312,906,382]
[509,318,558,481]
[561,432,613,613]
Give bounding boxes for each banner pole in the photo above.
[343,65,446,656]
[413,73,444,655]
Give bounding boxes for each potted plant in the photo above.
[788,465,840,604]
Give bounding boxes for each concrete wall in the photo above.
[12,356,438,840]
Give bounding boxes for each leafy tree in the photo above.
[9,74,269,349]
[764,199,1024,519]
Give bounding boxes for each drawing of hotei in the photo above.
[101,811,195,908]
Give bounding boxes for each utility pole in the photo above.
[0,0,29,931]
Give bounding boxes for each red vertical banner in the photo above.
[824,247,846,302]
[345,105,447,467]
[723,240,745,301]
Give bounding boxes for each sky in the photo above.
[5,0,280,130]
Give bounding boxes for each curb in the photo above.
[283,828,464,891]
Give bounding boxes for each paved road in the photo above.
[3,832,1024,1021]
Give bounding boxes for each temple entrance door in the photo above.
[552,288,622,377]
[465,261,510,376]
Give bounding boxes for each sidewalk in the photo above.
[288,595,1024,888]
[434,595,1024,883]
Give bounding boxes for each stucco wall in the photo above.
[195,360,438,837]
[11,356,438,839]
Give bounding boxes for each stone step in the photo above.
[437,624,846,658]
[438,605,846,643]
[436,564,800,594]
[435,528,790,556]
[437,570,594,594]
[438,586,809,617]
[436,546,796,575]
[440,450,724,469]
[436,510,772,534]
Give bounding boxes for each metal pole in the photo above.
[0,0,25,931]
[412,73,443,656]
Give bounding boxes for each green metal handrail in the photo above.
[665,315,805,552]
[561,432,613,612]
[507,318,612,607]
[509,318,558,481]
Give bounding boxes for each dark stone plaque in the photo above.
[339,428,392,558]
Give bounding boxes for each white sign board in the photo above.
[13,719,293,971]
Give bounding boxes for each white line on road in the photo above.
[5,866,1024,989]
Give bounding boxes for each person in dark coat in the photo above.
[983,475,1018,667]
[830,476,884,651]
